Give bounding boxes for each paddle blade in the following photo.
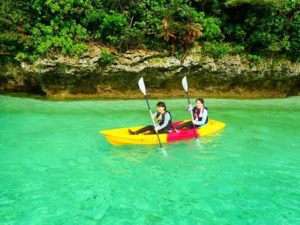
[182,76,188,92]
[194,138,201,147]
[160,147,168,157]
[138,77,147,95]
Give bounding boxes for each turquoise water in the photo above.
[0,95,299,225]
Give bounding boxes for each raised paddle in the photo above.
[182,76,200,145]
[138,77,167,155]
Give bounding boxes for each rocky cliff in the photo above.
[1,46,299,98]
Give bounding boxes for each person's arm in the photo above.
[156,113,171,130]
[193,109,208,126]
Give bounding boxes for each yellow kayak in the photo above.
[100,119,225,146]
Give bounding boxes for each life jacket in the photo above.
[193,107,208,124]
[156,111,172,131]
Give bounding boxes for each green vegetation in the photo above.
[99,48,117,65]
[201,42,245,58]
[0,0,299,62]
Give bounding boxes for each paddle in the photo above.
[138,77,167,155]
[182,76,200,145]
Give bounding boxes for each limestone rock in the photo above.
[1,46,300,97]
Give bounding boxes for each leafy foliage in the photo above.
[201,42,245,58]
[0,0,299,61]
[99,48,117,65]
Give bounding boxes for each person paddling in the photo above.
[129,102,172,135]
[174,98,208,130]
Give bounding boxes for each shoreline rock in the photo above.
[1,46,299,99]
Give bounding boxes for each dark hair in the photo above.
[156,101,166,110]
[195,98,204,104]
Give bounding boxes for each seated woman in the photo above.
[129,102,172,135]
[174,98,208,130]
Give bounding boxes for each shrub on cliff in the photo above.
[201,42,245,58]
[99,48,117,65]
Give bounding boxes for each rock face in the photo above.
[0,57,44,94]
[1,47,300,98]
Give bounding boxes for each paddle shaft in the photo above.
[185,91,199,139]
[144,95,163,148]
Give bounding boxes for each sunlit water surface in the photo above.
[0,95,299,224]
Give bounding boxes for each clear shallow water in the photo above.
[0,95,299,225]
